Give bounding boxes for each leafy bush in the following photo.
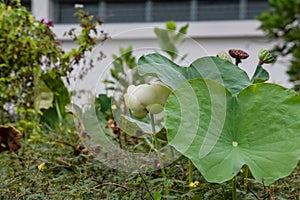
[0,1,107,134]
[257,0,300,91]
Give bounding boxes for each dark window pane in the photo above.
[54,0,99,24]
[105,1,146,23]
[152,0,190,22]
[247,0,269,19]
[197,0,239,21]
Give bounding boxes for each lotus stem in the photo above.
[150,113,169,195]
[188,159,193,185]
[244,166,249,192]
[232,176,237,200]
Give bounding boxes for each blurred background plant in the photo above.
[154,21,189,62]
[257,0,300,91]
[0,0,107,136]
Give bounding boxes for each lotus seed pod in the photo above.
[216,51,232,63]
[229,49,249,65]
[258,48,275,64]
[229,49,249,60]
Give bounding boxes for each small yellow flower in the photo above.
[189,181,199,188]
[111,105,117,110]
[38,162,45,171]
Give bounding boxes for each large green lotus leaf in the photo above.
[138,53,188,90]
[138,54,251,95]
[188,57,251,95]
[165,78,300,185]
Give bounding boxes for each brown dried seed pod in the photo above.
[229,49,249,59]
[228,49,249,65]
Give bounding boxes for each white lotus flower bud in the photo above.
[146,104,164,114]
[124,82,172,118]
[131,109,148,119]
[124,92,144,111]
[151,82,172,105]
[131,84,157,107]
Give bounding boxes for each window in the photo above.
[53,0,99,24]
[247,0,270,19]
[105,0,146,23]
[52,0,269,24]
[197,0,239,21]
[152,0,190,22]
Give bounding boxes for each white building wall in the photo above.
[31,1,292,105]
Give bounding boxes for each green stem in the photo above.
[232,176,237,200]
[150,113,169,195]
[244,166,249,192]
[188,159,193,184]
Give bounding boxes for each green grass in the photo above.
[0,124,299,199]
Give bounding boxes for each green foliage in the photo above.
[0,1,106,134]
[251,65,270,83]
[257,0,300,91]
[0,122,127,199]
[0,2,62,131]
[137,51,300,196]
[34,77,54,111]
[138,53,252,94]
[95,94,113,120]
[104,45,143,94]
[165,78,300,185]
[39,74,71,128]
[154,21,189,61]
[1,136,298,199]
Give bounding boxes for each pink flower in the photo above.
[40,19,54,27]
[46,20,53,27]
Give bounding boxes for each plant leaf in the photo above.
[165,78,300,185]
[95,94,112,113]
[120,115,162,137]
[138,54,251,95]
[166,21,176,31]
[154,28,177,60]
[178,23,189,34]
[34,77,54,110]
[138,53,188,89]
[251,65,270,83]
[188,57,251,95]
